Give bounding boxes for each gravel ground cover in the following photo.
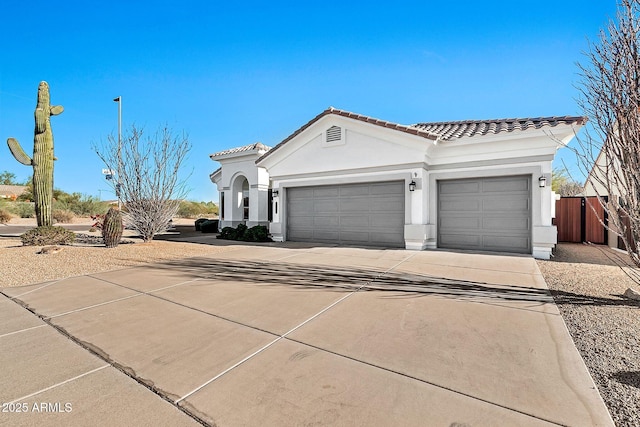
[0,218,235,288]
[537,243,640,427]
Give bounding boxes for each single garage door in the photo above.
[287,181,405,247]
[438,176,531,254]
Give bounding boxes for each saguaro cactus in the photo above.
[102,207,123,248]
[7,81,63,227]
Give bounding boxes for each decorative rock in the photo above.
[38,245,63,255]
[623,287,640,301]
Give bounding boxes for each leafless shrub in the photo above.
[94,124,191,242]
[572,0,640,267]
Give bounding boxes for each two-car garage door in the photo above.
[287,181,405,248]
[438,176,532,254]
[285,176,532,254]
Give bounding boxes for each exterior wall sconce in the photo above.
[538,176,547,188]
[272,190,279,197]
[409,180,416,192]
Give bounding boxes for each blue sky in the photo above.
[0,1,618,202]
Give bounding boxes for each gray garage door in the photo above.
[287,181,405,247]
[438,176,531,254]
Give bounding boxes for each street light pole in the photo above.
[113,96,122,209]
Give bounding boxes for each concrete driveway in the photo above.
[0,245,614,426]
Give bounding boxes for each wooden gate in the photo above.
[617,210,637,251]
[555,197,607,244]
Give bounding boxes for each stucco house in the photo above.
[210,107,585,259]
[0,185,28,200]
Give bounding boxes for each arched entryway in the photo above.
[231,174,250,222]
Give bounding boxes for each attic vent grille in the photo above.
[326,126,341,142]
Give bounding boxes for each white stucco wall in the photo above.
[261,115,431,246]
[259,115,578,258]
[210,149,270,228]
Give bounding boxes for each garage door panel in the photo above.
[483,178,530,193]
[373,232,406,244]
[439,180,481,194]
[340,231,370,243]
[313,187,340,197]
[314,216,340,227]
[369,214,404,227]
[440,216,482,230]
[314,230,340,241]
[340,198,371,212]
[483,217,529,231]
[289,188,315,199]
[288,216,314,227]
[438,176,531,254]
[370,182,404,195]
[288,200,314,214]
[439,233,482,247]
[340,216,367,227]
[313,200,340,213]
[288,229,313,240]
[371,196,404,210]
[287,181,405,248]
[340,184,371,196]
[440,198,481,212]
[483,236,531,252]
[483,197,529,212]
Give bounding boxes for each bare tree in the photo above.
[94,124,191,242]
[574,0,640,267]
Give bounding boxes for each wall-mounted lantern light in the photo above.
[409,180,416,192]
[538,176,547,188]
[272,189,279,197]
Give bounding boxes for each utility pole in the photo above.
[113,96,122,209]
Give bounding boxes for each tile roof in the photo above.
[255,108,587,164]
[0,185,28,197]
[210,142,271,159]
[209,167,222,181]
[257,107,439,163]
[413,116,587,141]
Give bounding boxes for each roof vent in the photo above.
[326,126,341,143]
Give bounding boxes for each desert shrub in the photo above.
[54,193,109,216]
[236,223,248,235]
[217,226,238,240]
[199,219,219,233]
[177,200,219,218]
[0,209,14,224]
[243,225,270,242]
[217,224,271,242]
[9,202,35,218]
[177,200,218,218]
[53,209,75,223]
[194,218,209,231]
[21,226,76,246]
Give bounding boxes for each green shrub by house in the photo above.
[217,224,271,242]
[199,219,219,233]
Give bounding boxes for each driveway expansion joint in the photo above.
[176,252,420,404]
[2,292,210,427]
[282,336,569,427]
